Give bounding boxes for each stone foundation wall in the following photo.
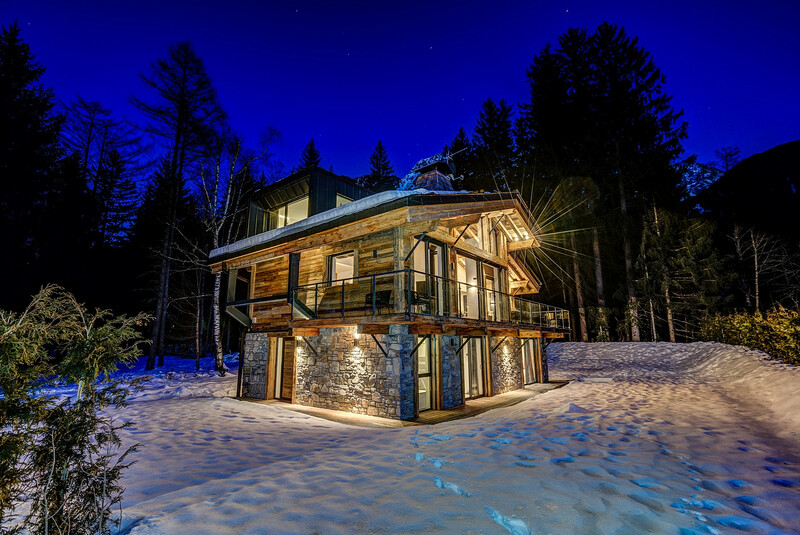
[241,333,269,399]
[490,336,523,395]
[440,335,463,409]
[294,326,416,420]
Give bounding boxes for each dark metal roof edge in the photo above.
[210,191,524,264]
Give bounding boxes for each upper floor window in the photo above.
[335,194,353,207]
[268,196,309,230]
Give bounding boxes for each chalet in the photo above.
[209,159,570,420]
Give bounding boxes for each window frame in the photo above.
[327,250,357,282]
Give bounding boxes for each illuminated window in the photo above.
[329,252,355,281]
[335,194,352,207]
[268,196,309,230]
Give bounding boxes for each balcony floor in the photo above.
[286,312,570,338]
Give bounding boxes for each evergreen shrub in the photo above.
[701,307,800,366]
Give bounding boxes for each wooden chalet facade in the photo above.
[210,161,570,421]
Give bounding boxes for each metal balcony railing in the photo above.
[290,269,570,331]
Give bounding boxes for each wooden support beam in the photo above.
[358,324,390,335]
[488,328,519,337]
[409,323,444,335]
[440,213,482,229]
[291,327,319,337]
[543,331,566,339]
[519,329,543,338]
[507,238,536,252]
[445,326,487,336]
[426,228,509,268]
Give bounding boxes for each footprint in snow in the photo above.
[484,506,532,535]
[434,477,470,497]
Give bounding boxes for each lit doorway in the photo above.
[273,337,296,401]
[521,338,538,385]
[416,336,436,412]
[462,337,485,399]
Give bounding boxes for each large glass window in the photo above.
[456,254,480,319]
[268,196,309,230]
[329,252,355,281]
[335,194,352,207]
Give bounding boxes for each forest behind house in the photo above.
[2,21,799,370]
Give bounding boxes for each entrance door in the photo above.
[521,338,537,384]
[417,336,435,412]
[462,337,485,399]
[273,337,296,401]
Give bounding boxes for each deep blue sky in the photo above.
[4,0,799,178]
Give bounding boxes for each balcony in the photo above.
[290,269,570,333]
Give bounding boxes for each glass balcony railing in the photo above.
[290,269,570,331]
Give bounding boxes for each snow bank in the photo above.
[114,342,800,535]
[48,354,240,403]
[548,341,800,441]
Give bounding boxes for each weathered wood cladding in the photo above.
[226,199,545,333]
[251,255,291,327]
[250,229,397,332]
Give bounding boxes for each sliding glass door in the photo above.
[462,337,485,399]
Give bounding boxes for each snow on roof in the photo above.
[209,188,463,260]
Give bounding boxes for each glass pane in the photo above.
[418,338,429,374]
[418,377,431,411]
[335,194,352,207]
[332,254,354,281]
[268,208,282,230]
[285,197,309,226]
[457,255,480,319]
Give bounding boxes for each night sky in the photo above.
[3,0,799,179]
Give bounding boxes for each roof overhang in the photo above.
[210,189,539,270]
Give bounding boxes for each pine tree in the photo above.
[473,98,515,192]
[297,138,321,170]
[359,140,397,191]
[131,42,225,369]
[61,97,147,247]
[0,23,68,309]
[444,127,474,190]
[519,22,686,341]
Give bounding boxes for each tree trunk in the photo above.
[195,291,201,372]
[750,228,760,312]
[652,204,675,342]
[592,227,608,340]
[733,226,753,309]
[213,271,227,375]
[146,225,171,371]
[648,297,657,342]
[571,234,588,342]
[619,178,640,341]
[664,285,676,342]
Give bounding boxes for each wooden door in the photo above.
[280,338,295,400]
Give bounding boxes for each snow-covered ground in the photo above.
[113,343,800,534]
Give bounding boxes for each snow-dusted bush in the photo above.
[0,285,148,534]
[701,307,800,365]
